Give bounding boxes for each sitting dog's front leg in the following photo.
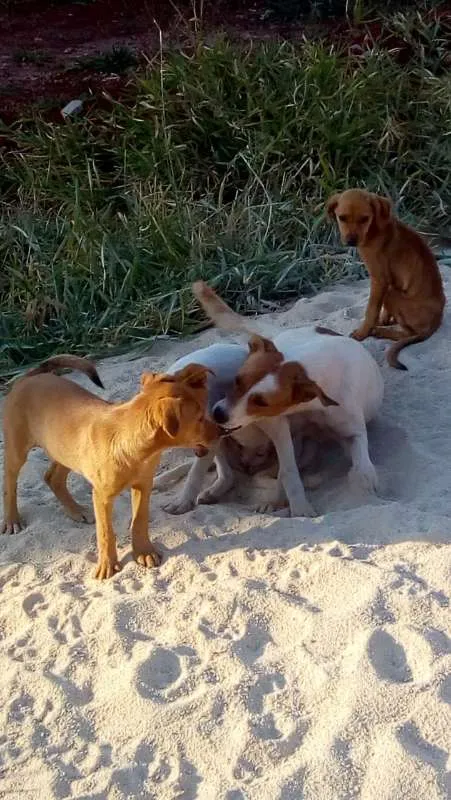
[255,417,315,517]
[351,279,386,341]
[92,490,121,580]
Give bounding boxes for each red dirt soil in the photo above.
[1,1,450,124]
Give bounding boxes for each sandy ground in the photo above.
[0,261,450,800]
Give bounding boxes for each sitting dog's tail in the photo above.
[24,355,104,388]
[192,281,260,337]
[387,334,429,371]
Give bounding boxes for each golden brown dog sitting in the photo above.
[327,188,445,369]
[1,355,223,579]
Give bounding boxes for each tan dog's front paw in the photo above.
[94,556,122,580]
[1,518,22,535]
[134,549,161,569]
[350,327,370,341]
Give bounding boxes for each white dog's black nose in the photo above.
[213,403,229,424]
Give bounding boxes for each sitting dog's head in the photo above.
[211,335,338,429]
[139,364,225,449]
[326,188,392,247]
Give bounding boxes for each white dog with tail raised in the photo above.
[173,281,384,518]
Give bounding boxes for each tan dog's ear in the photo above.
[175,363,214,390]
[280,362,339,407]
[156,398,182,438]
[141,372,175,391]
[248,335,279,354]
[326,194,340,219]
[370,194,392,229]
[140,372,157,391]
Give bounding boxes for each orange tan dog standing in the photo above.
[327,188,445,369]
[1,356,223,579]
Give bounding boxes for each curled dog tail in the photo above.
[192,281,257,336]
[24,355,104,388]
[387,334,428,371]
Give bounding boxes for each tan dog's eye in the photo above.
[358,216,369,224]
[338,214,348,222]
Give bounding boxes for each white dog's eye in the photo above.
[252,394,269,407]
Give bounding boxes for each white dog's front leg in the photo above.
[163,448,217,514]
[346,424,378,493]
[197,447,235,504]
[256,418,315,517]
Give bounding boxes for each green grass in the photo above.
[1,31,450,377]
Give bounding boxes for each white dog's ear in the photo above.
[370,194,392,230]
[326,194,340,219]
[280,362,339,407]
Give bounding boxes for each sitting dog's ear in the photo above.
[326,194,340,218]
[156,398,182,438]
[175,363,213,390]
[248,335,279,354]
[370,194,392,229]
[280,362,339,407]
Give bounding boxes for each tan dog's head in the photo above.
[212,335,338,428]
[140,364,223,451]
[327,188,392,247]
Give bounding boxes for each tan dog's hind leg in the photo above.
[44,462,94,523]
[378,307,394,326]
[1,443,27,534]
[92,490,121,580]
[130,483,161,569]
[372,325,407,340]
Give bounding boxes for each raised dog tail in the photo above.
[24,355,104,388]
[387,334,428,371]
[192,281,257,336]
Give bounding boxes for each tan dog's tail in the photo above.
[387,335,428,371]
[192,281,257,336]
[24,355,104,388]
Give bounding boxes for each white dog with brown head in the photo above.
[188,282,384,517]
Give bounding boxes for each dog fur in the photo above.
[154,343,322,515]
[190,282,384,517]
[1,355,224,578]
[327,188,445,369]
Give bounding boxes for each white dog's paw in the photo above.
[257,499,315,518]
[290,499,316,518]
[197,489,220,505]
[348,463,378,493]
[162,497,196,515]
[256,501,287,514]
